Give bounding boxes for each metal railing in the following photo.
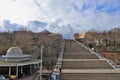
[106,59,116,69]
[52,40,65,80]
[75,40,104,59]
[75,40,88,50]
[75,40,117,69]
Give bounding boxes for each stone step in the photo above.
[63,54,98,59]
[64,40,91,53]
[62,60,113,69]
[60,73,120,80]
[61,40,118,80]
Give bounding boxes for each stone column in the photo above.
[38,64,40,68]
[30,65,32,74]
[9,66,11,76]
[16,66,18,78]
[21,66,23,74]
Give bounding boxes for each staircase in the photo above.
[62,60,113,69]
[60,40,120,80]
[61,73,120,80]
[63,54,98,59]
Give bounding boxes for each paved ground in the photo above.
[18,73,37,80]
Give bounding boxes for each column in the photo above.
[37,63,39,67]
[16,66,18,78]
[30,65,32,74]
[9,66,11,76]
[21,66,23,74]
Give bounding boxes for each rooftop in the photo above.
[2,47,31,62]
[0,59,41,66]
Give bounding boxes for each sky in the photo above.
[0,0,120,38]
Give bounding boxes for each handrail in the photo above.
[75,40,88,50]
[56,39,65,68]
[75,40,104,59]
[52,39,65,80]
[106,59,116,69]
[75,40,117,69]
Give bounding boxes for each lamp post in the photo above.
[40,45,44,80]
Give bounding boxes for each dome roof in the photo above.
[2,47,31,62]
[6,47,24,57]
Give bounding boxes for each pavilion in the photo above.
[0,47,41,78]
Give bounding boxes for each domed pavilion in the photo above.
[0,47,41,78]
[2,47,31,62]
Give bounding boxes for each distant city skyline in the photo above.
[0,0,120,38]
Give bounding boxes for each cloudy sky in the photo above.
[0,0,120,38]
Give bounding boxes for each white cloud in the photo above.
[0,0,47,25]
[0,0,120,38]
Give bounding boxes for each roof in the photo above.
[7,47,23,55]
[0,59,41,66]
[3,47,31,58]
[2,47,31,62]
[0,47,41,66]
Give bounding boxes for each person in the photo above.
[59,67,61,72]
[51,74,56,80]
[0,75,5,80]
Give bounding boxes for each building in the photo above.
[73,33,86,43]
[0,47,41,79]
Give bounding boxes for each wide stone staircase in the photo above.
[60,40,120,80]
[62,60,113,69]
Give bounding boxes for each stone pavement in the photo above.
[60,40,120,80]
